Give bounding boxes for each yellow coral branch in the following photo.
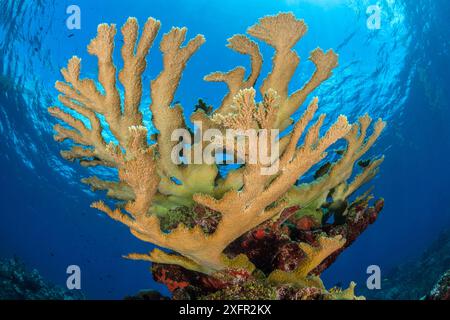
[204,34,262,115]
[247,13,307,100]
[268,235,346,284]
[119,17,160,131]
[286,115,386,210]
[126,248,207,274]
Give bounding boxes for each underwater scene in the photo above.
[0,0,449,302]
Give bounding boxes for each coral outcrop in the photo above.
[49,13,385,299]
[361,228,450,300]
[0,258,84,300]
[426,270,450,300]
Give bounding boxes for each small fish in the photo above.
[328,199,348,217]
[68,33,74,38]
[314,162,331,179]
[358,159,371,168]
[194,99,213,115]
[321,202,331,209]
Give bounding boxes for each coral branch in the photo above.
[150,28,205,179]
[82,176,134,201]
[282,49,338,129]
[126,248,207,274]
[247,13,306,100]
[204,35,262,115]
[119,17,160,127]
[286,115,386,215]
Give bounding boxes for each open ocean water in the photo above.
[0,0,449,299]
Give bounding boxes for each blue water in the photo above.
[0,0,449,299]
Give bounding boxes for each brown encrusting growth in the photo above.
[49,13,386,300]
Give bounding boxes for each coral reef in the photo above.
[151,195,383,299]
[360,229,450,300]
[49,13,385,299]
[124,289,168,300]
[426,270,450,300]
[0,258,84,300]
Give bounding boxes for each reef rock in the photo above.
[0,258,84,300]
[360,229,450,300]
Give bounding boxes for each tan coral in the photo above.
[327,282,365,300]
[49,13,384,280]
[286,114,386,217]
[267,235,364,300]
[268,234,346,284]
[202,34,262,116]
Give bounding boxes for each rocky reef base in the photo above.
[360,228,450,300]
[426,270,450,300]
[0,258,84,300]
[147,196,384,300]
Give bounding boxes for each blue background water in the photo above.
[0,0,449,299]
